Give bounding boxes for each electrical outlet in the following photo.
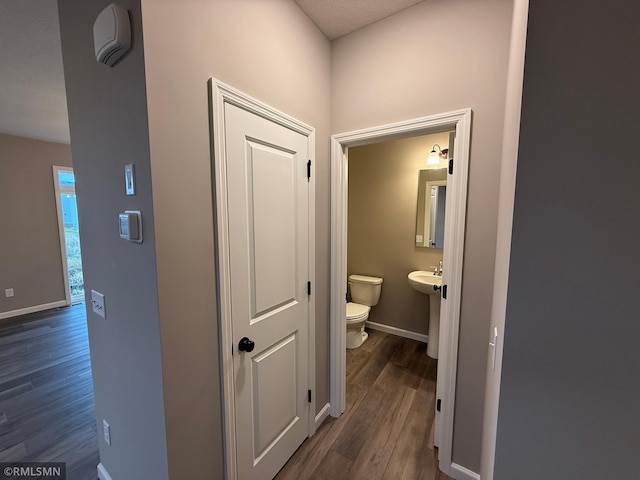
[4,288,14,298]
[103,420,111,446]
[91,290,106,318]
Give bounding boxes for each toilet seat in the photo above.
[346,302,370,323]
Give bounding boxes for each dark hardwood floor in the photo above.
[276,329,452,480]
[0,304,99,479]
[0,307,450,480]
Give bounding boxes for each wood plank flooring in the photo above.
[0,308,451,480]
[0,304,99,480]
[275,330,452,480]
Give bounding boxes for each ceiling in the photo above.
[0,0,69,144]
[294,0,424,40]
[0,0,424,145]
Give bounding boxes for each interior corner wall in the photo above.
[0,134,72,317]
[347,133,450,335]
[331,0,514,471]
[57,1,169,479]
[139,0,331,477]
[494,1,640,478]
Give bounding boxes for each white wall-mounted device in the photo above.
[119,210,142,243]
[93,4,131,67]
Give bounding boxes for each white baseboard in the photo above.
[450,462,481,480]
[0,300,68,321]
[315,402,330,429]
[97,463,113,480]
[366,320,428,344]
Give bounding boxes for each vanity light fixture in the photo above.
[427,144,448,165]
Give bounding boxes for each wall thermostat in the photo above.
[119,210,142,243]
[93,4,131,67]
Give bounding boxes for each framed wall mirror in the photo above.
[415,168,447,248]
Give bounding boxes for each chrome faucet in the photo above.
[430,261,444,276]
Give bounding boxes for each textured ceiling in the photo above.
[294,0,425,39]
[0,0,69,144]
[0,0,424,144]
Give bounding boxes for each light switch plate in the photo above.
[91,290,106,318]
[103,420,111,446]
[4,288,14,298]
[124,163,135,195]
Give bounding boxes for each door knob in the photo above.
[238,337,255,353]
[433,285,442,292]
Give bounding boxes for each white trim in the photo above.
[208,78,316,480]
[365,321,428,344]
[314,402,331,429]
[451,462,481,480]
[97,463,113,480]
[0,300,67,321]
[307,128,317,437]
[330,109,472,477]
[52,166,72,307]
[480,1,529,479]
[329,136,347,419]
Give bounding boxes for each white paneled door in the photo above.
[224,102,310,480]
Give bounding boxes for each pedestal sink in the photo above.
[408,271,442,359]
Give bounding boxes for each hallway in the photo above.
[276,330,452,480]
[0,306,451,479]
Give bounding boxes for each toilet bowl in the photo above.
[346,274,383,349]
[346,302,371,349]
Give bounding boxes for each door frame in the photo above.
[480,1,529,478]
[208,78,316,480]
[329,109,471,475]
[52,165,74,306]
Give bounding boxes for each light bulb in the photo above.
[426,150,440,165]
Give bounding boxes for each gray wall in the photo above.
[494,1,640,478]
[332,0,513,470]
[0,134,72,316]
[348,133,449,335]
[57,1,169,479]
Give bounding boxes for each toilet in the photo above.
[346,274,383,349]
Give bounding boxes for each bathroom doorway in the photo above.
[329,109,471,477]
[346,131,453,348]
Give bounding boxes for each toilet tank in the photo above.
[349,274,383,306]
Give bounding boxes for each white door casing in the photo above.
[209,79,316,480]
[329,109,471,476]
[480,1,529,478]
[52,165,74,306]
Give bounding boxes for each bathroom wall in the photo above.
[332,0,513,471]
[0,133,72,318]
[348,132,450,335]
